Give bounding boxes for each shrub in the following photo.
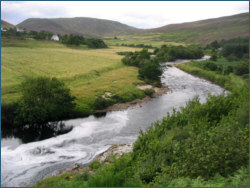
[224,65,234,75]
[144,88,155,97]
[94,96,113,110]
[138,63,162,84]
[15,77,75,127]
[203,62,218,71]
[234,61,249,76]
[89,161,101,170]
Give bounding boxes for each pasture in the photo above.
[1,39,146,114]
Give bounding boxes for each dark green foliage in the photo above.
[85,38,107,49]
[210,40,220,49]
[15,77,75,127]
[138,63,162,84]
[121,43,155,49]
[116,51,133,56]
[89,161,101,170]
[122,48,151,67]
[234,60,249,76]
[203,62,218,71]
[60,34,107,48]
[94,96,113,110]
[144,88,155,97]
[122,49,162,86]
[1,28,53,40]
[224,65,234,75]
[210,53,217,61]
[155,45,204,62]
[33,30,53,40]
[221,37,249,59]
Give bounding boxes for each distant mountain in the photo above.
[17,17,141,37]
[16,13,249,43]
[145,13,249,43]
[1,20,15,28]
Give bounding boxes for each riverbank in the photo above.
[52,144,133,176]
[94,85,169,114]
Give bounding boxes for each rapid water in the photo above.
[1,57,225,187]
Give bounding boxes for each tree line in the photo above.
[206,37,249,60]
[60,34,108,49]
[2,29,108,49]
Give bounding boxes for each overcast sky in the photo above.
[1,1,249,29]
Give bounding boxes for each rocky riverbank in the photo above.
[54,144,133,176]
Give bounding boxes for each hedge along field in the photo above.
[1,39,146,115]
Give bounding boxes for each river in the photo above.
[1,57,226,187]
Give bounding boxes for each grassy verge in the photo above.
[176,59,247,91]
[1,39,146,116]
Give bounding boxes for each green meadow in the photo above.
[1,39,147,114]
[104,33,186,48]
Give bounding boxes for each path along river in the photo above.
[1,56,226,187]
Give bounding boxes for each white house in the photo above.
[51,34,59,41]
[16,27,24,32]
[1,28,7,32]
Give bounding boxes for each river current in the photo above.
[1,57,226,187]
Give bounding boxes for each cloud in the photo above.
[1,1,249,28]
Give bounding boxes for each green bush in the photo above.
[139,63,162,85]
[15,77,75,127]
[144,88,155,97]
[89,161,101,170]
[94,96,113,110]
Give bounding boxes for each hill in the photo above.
[17,17,141,37]
[145,13,249,44]
[1,20,15,28]
[13,12,250,43]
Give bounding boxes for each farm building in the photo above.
[51,34,59,41]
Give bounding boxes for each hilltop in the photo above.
[17,17,141,37]
[145,13,249,43]
[1,20,15,28]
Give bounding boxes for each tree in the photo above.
[16,77,75,127]
[210,53,217,61]
[139,62,162,83]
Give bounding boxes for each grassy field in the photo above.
[104,33,187,48]
[1,39,147,114]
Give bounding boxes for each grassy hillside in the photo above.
[107,13,248,46]
[1,39,146,115]
[17,17,140,37]
[17,13,248,44]
[146,13,249,44]
[1,20,15,28]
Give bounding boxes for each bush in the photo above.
[234,61,249,76]
[203,62,218,71]
[89,161,101,170]
[60,34,107,48]
[144,88,155,97]
[138,63,162,85]
[224,65,234,75]
[210,53,217,61]
[15,77,75,127]
[94,96,113,110]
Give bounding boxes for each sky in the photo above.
[1,1,249,29]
